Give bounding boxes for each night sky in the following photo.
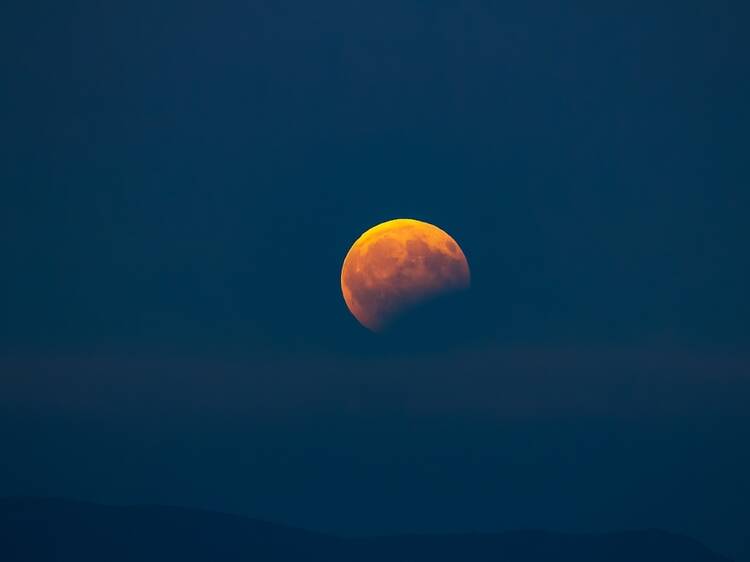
[2,1,749,560]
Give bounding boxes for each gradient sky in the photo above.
[2,1,749,560]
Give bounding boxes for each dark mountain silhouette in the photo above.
[0,497,732,562]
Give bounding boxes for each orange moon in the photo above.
[341,219,470,332]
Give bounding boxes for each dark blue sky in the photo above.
[1,1,749,560]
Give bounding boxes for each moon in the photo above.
[341,219,471,332]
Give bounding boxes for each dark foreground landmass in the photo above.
[0,497,732,562]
